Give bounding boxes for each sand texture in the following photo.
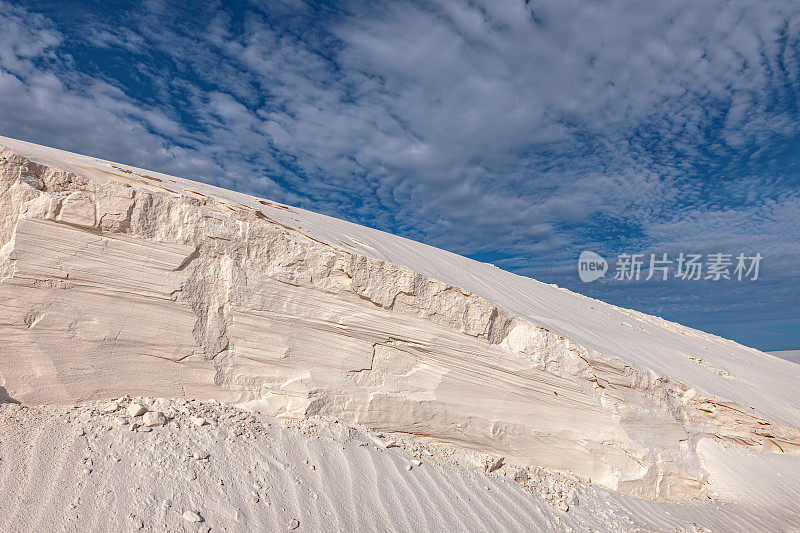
[1,136,799,531]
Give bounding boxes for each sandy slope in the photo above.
[770,351,800,364]
[2,398,798,533]
[1,136,799,530]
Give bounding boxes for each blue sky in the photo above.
[1,0,799,350]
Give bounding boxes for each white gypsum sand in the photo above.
[1,397,798,533]
[770,350,800,364]
[1,136,799,530]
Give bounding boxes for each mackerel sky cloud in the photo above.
[1,0,798,349]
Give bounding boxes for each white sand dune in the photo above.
[1,398,798,533]
[770,350,800,364]
[1,136,799,531]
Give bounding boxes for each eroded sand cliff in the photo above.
[2,137,799,502]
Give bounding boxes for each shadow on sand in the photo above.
[0,385,20,404]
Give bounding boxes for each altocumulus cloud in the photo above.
[1,0,799,349]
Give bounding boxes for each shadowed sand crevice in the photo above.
[0,386,20,404]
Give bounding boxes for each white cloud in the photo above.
[1,0,799,347]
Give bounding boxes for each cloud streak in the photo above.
[1,0,799,349]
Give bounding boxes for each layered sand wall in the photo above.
[1,146,798,500]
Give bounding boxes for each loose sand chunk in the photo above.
[182,510,203,523]
[127,403,147,417]
[142,411,167,427]
[565,488,579,506]
[486,457,504,473]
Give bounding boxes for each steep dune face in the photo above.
[1,138,799,501]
